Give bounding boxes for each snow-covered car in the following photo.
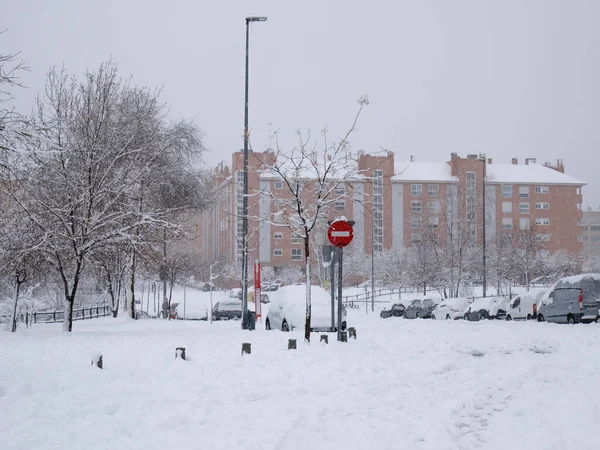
[405,298,438,319]
[505,289,547,320]
[228,288,242,299]
[431,297,471,320]
[265,284,346,332]
[212,299,242,321]
[380,303,405,318]
[463,296,510,321]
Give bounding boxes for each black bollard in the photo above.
[320,335,329,344]
[340,332,348,342]
[348,327,357,339]
[241,342,251,355]
[92,354,103,369]
[288,339,297,350]
[175,347,186,360]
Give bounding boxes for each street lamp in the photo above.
[479,154,487,298]
[241,16,267,328]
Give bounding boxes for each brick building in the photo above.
[196,151,585,275]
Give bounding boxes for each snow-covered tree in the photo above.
[257,96,368,342]
[2,62,210,331]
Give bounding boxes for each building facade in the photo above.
[196,151,585,275]
[582,210,600,258]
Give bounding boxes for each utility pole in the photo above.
[481,155,487,298]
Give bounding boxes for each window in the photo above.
[291,249,302,260]
[577,235,583,243]
[577,203,582,211]
[538,250,550,258]
[576,187,582,195]
[274,249,283,256]
[535,202,550,210]
[519,202,530,214]
[274,181,283,190]
[274,232,283,240]
[335,185,345,195]
[411,233,421,244]
[411,184,422,196]
[591,225,600,231]
[373,170,384,252]
[536,234,551,242]
[519,186,530,198]
[535,186,549,194]
[502,185,513,198]
[535,218,550,226]
[334,200,346,211]
[583,236,589,241]
[291,234,302,244]
[428,184,439,197]
[411,200,422,213]
[466,172,477,239]
[592,236,600,242]
[411,216,422,229]
[577,218,582,226]
[520,218,530,230]
[429,217,439,229]
[502,202,512,213]
[428,201,440,214]
[502,218,513,230]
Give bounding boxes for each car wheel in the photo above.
[567,315,575,325]
[464,314,469,320]
[506,315,512,321]
[537,314,545,322]
[526,314,532,321]
[478,312,486,321]
[265,318,271,330]
[446,314,451,320]
[282,320,290,332]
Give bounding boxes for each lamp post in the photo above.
[480,155,487,298]
[241,16,267,328]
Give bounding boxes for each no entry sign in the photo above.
[327,220,354,247]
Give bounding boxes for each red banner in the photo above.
[254,260,261,318]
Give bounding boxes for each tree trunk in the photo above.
[128,251,136,319]
[304,235,311,343]
[423,283,426,296]
[11,281,22,333]
[63,298,74,332]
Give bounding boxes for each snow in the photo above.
[2,298,600,449]
[486,163,586,185]
[392,161,457,182]
[554,273,600,285]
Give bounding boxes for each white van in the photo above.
[506,289,547,321]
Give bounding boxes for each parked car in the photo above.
[405,298,437,319]
[212,299,243,321]
[505,289,547,320]
[200,282,214,292]
[380,303,405,318]
[463,296,510,321]
[432,297,471,320]
[265,284,346,332]
[228,288,243,300]
[537,274,600,324]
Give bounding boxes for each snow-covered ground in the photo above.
[1,307,599,449]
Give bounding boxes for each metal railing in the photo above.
[2,305,111,326]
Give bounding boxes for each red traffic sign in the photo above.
[327,220,354,248]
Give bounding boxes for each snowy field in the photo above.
[1,309,600,450]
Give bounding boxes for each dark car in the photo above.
[405,298,437,319]
[380,303,405,318]
[212,300,243,321]
[463,296,509,321]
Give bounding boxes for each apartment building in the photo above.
[582,210,600,258]
[196,151,585,273]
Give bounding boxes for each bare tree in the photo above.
[507,224,544,290]
[257,97,368,342]
[2,62,210,331]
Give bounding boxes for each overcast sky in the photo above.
[4,0,599,206]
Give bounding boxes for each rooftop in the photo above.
[486,163,586,186]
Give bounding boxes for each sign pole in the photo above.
[337,247,343,342]
[330,252,335,331]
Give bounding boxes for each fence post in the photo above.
[34,311,37,324]
[53,311,56,322]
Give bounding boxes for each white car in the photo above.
[505,289,547,321]
[463,296,510,321]
[432,297,472,320]
[265,284,346,332]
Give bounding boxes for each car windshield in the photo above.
[422,299,434,308]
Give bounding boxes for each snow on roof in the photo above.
[555,273,600,286]
[486,164,586,185]
[391,161,457,183]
